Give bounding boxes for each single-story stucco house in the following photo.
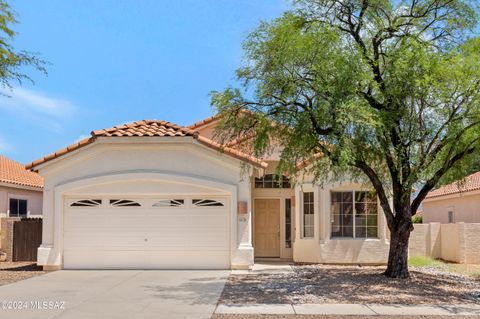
[423,171,480,224]
[26,117,390,270]
[0,155,43,226]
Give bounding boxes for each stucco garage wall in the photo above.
[36,138,255,269]
[423,193,480,223]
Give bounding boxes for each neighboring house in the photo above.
[0,155,43,224]
[27,118,389,270]
[423,171,480,224]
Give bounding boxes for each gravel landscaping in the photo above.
[0,262,47,286]
[212,315,477,319]
[220,265,480,305]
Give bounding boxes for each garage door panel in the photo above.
[189,216,229,227]
[64,232,147,248]
[63,196,231,269]
[142,216,190,227]
[64,251,150,269]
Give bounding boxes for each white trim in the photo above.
[329,190,379,240]
[32,136,260,174]
[302,191,315,238]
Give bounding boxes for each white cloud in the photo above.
[0,136,13,152]
[0,86,77,133]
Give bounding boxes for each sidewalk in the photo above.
[215,303,480,316]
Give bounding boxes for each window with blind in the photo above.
[302,192,314,238]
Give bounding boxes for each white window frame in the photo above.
[330,190,378,239]
[302,191,315,238]
[8,197,29,217]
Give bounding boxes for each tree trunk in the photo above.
[384,215,413,279]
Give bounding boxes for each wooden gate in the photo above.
[12,219,42,262]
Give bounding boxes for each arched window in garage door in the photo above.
[192,199,225,207]
[109,199,141,207]
[70,199,102,207]
[152,199,185,207]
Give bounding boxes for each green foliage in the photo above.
[412,215,423,224]
[408,256,443,268]
[211,0,480,224]
[0,1,46,90]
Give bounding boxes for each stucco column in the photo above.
[231,177,254,269]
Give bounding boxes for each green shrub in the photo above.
[412,215,423,223]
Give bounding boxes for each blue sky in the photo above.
[0,0,288,164]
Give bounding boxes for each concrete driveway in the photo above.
[0,270,229,319]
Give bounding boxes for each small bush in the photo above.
[409,256,443,268]
[412,215,423,223]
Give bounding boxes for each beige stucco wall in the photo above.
[35,137,256,269]
[440,224,461,262]
[293,176,390,264]
[0,185,43,218]
[409,223,441,258]
[461,223,480,264]
[423,192,480,223]
[409,222,480,264]
[0,185,43,233]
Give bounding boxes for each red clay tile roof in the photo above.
[92,120,195,137]
[187,110,253,130]
[26,120,268,170]
[188,115,220,129]
[426,171,480,199]
[0,155,43,189]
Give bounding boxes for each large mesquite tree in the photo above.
[211,0,480,278]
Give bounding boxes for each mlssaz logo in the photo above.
[2,300,66,310]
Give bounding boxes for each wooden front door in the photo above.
[254,199,280,257]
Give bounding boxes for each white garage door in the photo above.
[63,196,230,269]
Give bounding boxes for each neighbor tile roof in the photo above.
[426,171,480,199]
[26,120,267,170]
[0,155,43,189]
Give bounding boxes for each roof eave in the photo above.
[0,181,43,191]
[26,136,97,171]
